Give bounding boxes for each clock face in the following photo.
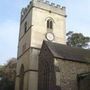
[46,32,54,41]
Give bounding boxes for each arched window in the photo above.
[47,19,53,29]
[50,20,53,29]
[43,62,50,90]
[47,20,49,29]
[19,65,24,90]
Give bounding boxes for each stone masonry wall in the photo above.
[56,58,90,90]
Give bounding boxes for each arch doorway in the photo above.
[19,65,24,90]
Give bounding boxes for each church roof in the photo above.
[43,41,90,64]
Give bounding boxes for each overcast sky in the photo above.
[0,0,90,65]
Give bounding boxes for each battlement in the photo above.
[21,1,32,17]
[21,0,66,21]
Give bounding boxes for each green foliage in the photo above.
[0,77,14,90]
[0,58,17,90]
[66,31,90,48]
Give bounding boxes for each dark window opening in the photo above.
[47,20,49,28]
[24,22,27,33]
[50,21,53,29]
[47,20,53,29]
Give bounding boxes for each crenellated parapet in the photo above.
[20,0,66,21]
[21,1,33,17]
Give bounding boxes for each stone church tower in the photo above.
[15,0,66,90]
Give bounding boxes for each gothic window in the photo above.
[47,19,53,29]
[47,20,49,28]
[19,65,24,90]
[24,21,27,33]
[43,61,56,90]
[43,62,50,90]
[50,20,53,29]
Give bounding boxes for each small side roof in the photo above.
[43,41,90,64]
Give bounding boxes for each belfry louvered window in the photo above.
[47,19,53,29]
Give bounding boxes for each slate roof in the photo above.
[43,41,90,64]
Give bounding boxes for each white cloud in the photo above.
[0,20,19,65]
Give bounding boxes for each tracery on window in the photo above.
[43,62,50,90]
[47,19,53,30]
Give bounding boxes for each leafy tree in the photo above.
[0,58,17,90]
[66,31,90,48]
